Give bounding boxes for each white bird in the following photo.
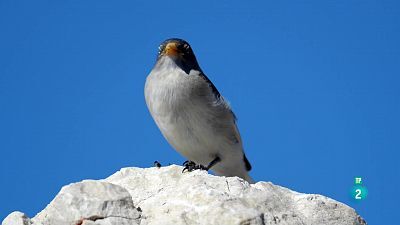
[145,38,253,183]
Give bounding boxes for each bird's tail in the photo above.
[242,173,255,184]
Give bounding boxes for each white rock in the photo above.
[2,165,367,225]
[33,180,140,225]
[2,212,32,225]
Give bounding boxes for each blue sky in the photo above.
[1,1,399,224]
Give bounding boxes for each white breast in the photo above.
[145,58,226,163]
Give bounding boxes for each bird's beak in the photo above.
[163,42,179,56]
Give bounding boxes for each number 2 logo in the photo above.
[355,189,362,199]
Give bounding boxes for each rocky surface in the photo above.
[2,165,367,225]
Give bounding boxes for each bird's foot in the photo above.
[154,161,162,168]
[182,161,207,173]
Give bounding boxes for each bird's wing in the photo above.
[198,72,241,141]
[198,71,238,119]
[232,117,252,171]
[198,72,221,99]
[198,71,252,172]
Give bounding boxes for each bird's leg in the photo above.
[182,156,221,173]
[205,156,221,170]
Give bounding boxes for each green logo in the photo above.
[351,177,367,201]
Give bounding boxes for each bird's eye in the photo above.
[178,43,190,55]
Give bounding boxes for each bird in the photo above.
[144,38,254,183]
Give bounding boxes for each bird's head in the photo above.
[156,38,201,74]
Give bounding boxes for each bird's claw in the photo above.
[182,161,207,173]
[154,161,162,168]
